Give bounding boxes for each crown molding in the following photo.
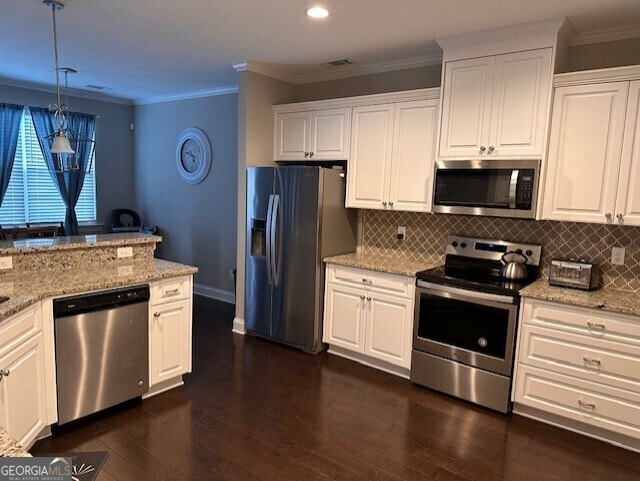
[554,64,640,86]
[134,85,238,105]
[0,77,134,105]
[233,61,298,84]
[571,23,640,46]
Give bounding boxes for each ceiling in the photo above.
[2,0,640,103]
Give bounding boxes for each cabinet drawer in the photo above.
[515,365,640,439]
[151,277,190,305]
[0,303,41,353]
[520,324,640,392]
[327,265,413,298]
[522,299,640,346]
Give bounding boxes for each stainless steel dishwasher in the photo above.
[54,285,150,425]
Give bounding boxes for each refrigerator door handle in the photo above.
[271,194,281,286]
[265,194,274,285]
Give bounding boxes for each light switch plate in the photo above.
[397,226,406,241]
[117,246,133,258]
[611,247,625,265]
[0,257,12,270]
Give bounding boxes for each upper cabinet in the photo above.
[542,77,640,226]
[347,98,439,212]
[438,48,553,159]
[435,17,572,161]
[274,108,350,161]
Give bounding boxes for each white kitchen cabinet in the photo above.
[148,276,193,392]
[438,48,552,159]
[542,81,631,224]
[347,99,439,212]
[274,108,350,161]
[0,333,47,449]
[616,81,640,225]
[513,299,640,449]
[323,265,415,376]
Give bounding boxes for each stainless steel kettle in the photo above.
[500,251,528,280]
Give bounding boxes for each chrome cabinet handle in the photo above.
[488,146,495,154]
[479,146,486,154]
[587,321,605,330]
[583,356,601,366]
[165,288,179,295]
[578,399,596,409]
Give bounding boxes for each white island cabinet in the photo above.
[323,264,415,378]
[513,298,640,451]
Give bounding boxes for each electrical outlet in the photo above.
[0,257,12,270]
[117,246,133,258]
[611,247,626,265]
[228,269,235,280]
[397,226,406,241]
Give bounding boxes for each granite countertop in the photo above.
[0,232,161,256]
[0,426,30,457]
[0,258,198,323]
[324,252,440,277]
[520,278,640,317]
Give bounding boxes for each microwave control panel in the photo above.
[516,170,535,209]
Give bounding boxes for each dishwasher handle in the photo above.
[53,285,150,318]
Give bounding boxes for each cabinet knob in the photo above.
[382,201,388,207]
[479,146,486,154]
[617,213,624,220]
[153,312,161,318]
[304,152,309,157]
[309,152,314,157]
[389,201,394,207]
[0,369,10,380]
[360,295,365,300]
[487,146,495,154]
[366,297,371,301]
[605,213,612,220]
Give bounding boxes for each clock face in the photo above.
[180,138,202,173]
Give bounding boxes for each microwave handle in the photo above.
[509,170,519,209]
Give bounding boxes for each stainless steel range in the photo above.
[411,235,542,413]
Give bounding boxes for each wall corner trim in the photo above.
[194,283,235,304]
[232,317,246,335]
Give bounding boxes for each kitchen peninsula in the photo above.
[0,232,197,452]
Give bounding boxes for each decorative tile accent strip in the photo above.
[361,210,640,291]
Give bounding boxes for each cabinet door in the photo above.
[364,292,413,368]
[542,82,629,224]
[439,56,495,158]
[310,108,351,160]
[0,334,47,448]
[323,283,365,353]
[346,104,395,209]
[150,299,191,386]
[274,112,311,161]
[489,48,552,157]
[388,99,439,212]
[616,81,640,226]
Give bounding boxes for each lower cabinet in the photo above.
[323,265,415,375]
[513,299,640,449]
[148,276,193,391]
[0,308,48,449]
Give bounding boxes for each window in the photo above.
[0,108,96,225]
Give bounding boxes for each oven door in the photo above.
[413,282,518,376]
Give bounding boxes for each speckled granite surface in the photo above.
[0,233,160,256]
[520,278,640,317]
[0,259,198,323]
[324,252,440,277]
[0,426,30,457]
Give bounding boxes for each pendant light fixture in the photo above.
[41,0,95,173]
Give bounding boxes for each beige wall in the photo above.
[564,37,640,72]
[235,71,297,324]
[295,64,442,102]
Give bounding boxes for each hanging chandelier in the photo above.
[41,0,95,173]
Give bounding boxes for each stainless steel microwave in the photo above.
[432,159,540,219]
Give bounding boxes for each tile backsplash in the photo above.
[359,210,640,291]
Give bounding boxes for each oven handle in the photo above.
[509,169,519,209]
[417,281,517,306]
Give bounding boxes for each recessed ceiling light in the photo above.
[305,6,330,19]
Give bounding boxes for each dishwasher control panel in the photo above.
[53,285,150,318]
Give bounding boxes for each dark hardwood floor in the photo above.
[32,296,640,480]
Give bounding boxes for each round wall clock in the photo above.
[175,127,212,184]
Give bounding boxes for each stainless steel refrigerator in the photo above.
[245,166,357,354]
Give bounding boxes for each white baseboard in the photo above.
[232,317,246,335]
[194,283,235,304]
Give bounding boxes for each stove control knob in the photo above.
[478,337,488,348]
[460,242,467,249]
[516,248,523,254]
[451,241,458,247]
[526,249,533,256]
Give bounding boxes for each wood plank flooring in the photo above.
[32,296,640,480]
